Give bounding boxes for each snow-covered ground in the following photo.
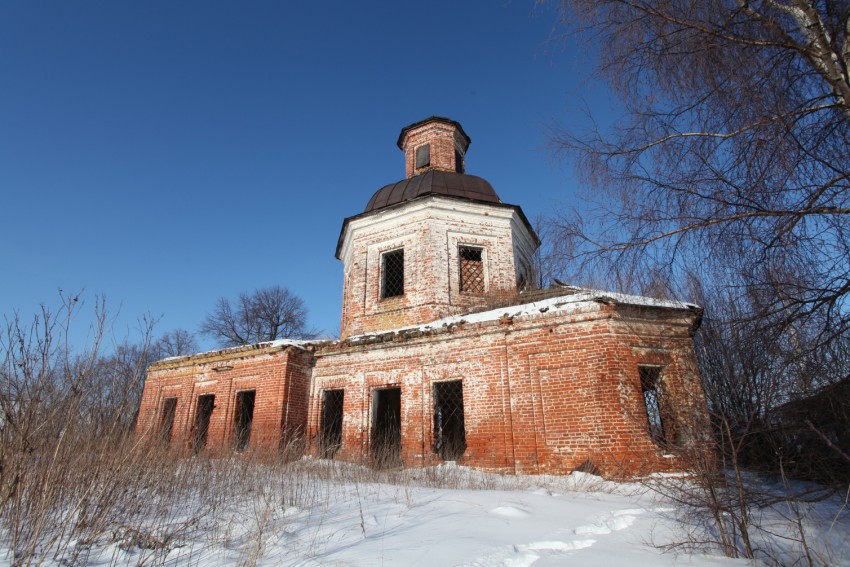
[264,474,738,567]
[4,462,847,566]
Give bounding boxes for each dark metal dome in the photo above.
[364,169,502,213]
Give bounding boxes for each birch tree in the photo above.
[548,0,850,365]
[545,5,850,553]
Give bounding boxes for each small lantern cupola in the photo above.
[397,116,471,179]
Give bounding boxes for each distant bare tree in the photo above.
[152,328,198,359]
[200,285,311,347]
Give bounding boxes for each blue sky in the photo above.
[0,1,614,351]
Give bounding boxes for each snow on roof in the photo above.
[344,288,699,343]
[152,338,312,366]
[152,288,698,365]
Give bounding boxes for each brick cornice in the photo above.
[148,341,320,372]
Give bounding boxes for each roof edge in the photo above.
[396,116,471,149]
[148,338,320,371]
[330,288,702,347]
[335,194,540,259]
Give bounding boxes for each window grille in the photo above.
[459,246,485,293]
[433,380,467,460]
[639,366,666,446]
[382,249,405,298]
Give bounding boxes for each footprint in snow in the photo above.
[614,508,647,517]
[491,505,531,518]
[574,508,644,536]
[574,522,612,535]
[519,540,596,552]
[462,539,596,566]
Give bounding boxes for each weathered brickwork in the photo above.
[337,197,536,338]
[137,344,313,454]
[139,298,706,477]
[135,116,709,478]
[308,299,706,477]
[399,118,469,178]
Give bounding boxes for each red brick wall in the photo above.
[400,120,467,178]
[136,302,707,478]
[310,301,708,478]
[137,345,313,454]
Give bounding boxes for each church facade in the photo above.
[137,117,708,477]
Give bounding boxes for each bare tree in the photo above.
[541,3,850,560]
[200,285,311,347]
[545,0,850,356]
[152,328,198,359]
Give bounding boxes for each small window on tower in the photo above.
[415,144,430,169]
[454,149,464,173]
[459,246,485,294]
[381,249,405,298]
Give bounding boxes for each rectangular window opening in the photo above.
[639,366,666,446]
[459,246,485,294]
[381,249,405,299]
[319,389,345,458]
[233,390,256,452]
[454,149,464,173]
[158,397,177,445]
[433,380,466,461]
[517,271,528,291]
[371,387,401,468]
[415,144,430,169]
[192,394,215,454]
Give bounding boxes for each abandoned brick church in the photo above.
[137,117,708,477]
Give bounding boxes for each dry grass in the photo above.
[0,296,595,566]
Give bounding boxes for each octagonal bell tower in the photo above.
[336,117,539,339]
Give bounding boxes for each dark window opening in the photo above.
[319,389,345,458]
[415,144,430,169]
[192,394,215,454]
[433,380,466,460]
[159,397,177,445]
[459,246,485,294]
[233,390,256,452]
[640,366,666,446]
[371,387,401,468]
[517,271,528,291]
[454,149,464,173]
[381,249,405,299]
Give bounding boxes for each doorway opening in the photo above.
[158,397,177,445]
[192,394,215,454]
[319,389,345,458]
[371,387,401,467]
[233,390,256,452]
[433,380,467,460]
